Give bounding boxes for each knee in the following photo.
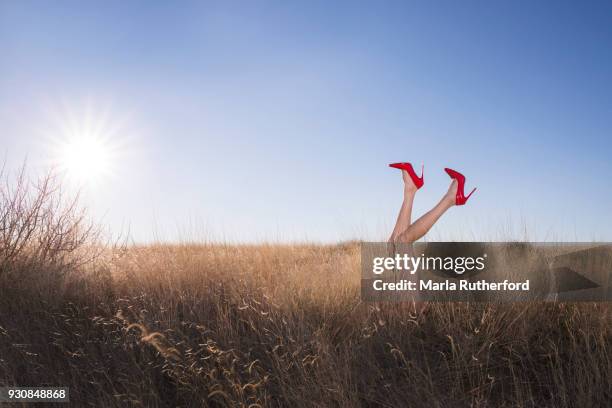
[397,231,415,244]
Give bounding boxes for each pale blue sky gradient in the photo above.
[1,1,611,242]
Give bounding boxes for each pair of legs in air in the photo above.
[388,163,475,243]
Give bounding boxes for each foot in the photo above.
[402,170,419,194]
[443,179,458,206]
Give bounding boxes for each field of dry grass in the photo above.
[0,171,610,407]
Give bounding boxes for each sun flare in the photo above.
[44,101,127,186]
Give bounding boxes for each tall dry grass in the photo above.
[0,169,610,407]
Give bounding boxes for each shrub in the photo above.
[0,163,99,292]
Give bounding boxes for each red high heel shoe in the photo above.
[389,162,424,189]
[444,168,476,205]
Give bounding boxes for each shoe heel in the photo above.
[466,187,476,200]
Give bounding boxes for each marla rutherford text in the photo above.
[372,279,530,291]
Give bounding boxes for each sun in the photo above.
[59,135,111,182]
[44,101,126,186]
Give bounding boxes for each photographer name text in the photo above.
[372,279,530,291]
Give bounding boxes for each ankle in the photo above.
[404,185,417,196]
[442,193,456,207]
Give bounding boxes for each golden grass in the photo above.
[0,242,610,407]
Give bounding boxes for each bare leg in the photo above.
[389,170,418,242]
[398,180,458,243]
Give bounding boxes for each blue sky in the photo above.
[1,1,611,242]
